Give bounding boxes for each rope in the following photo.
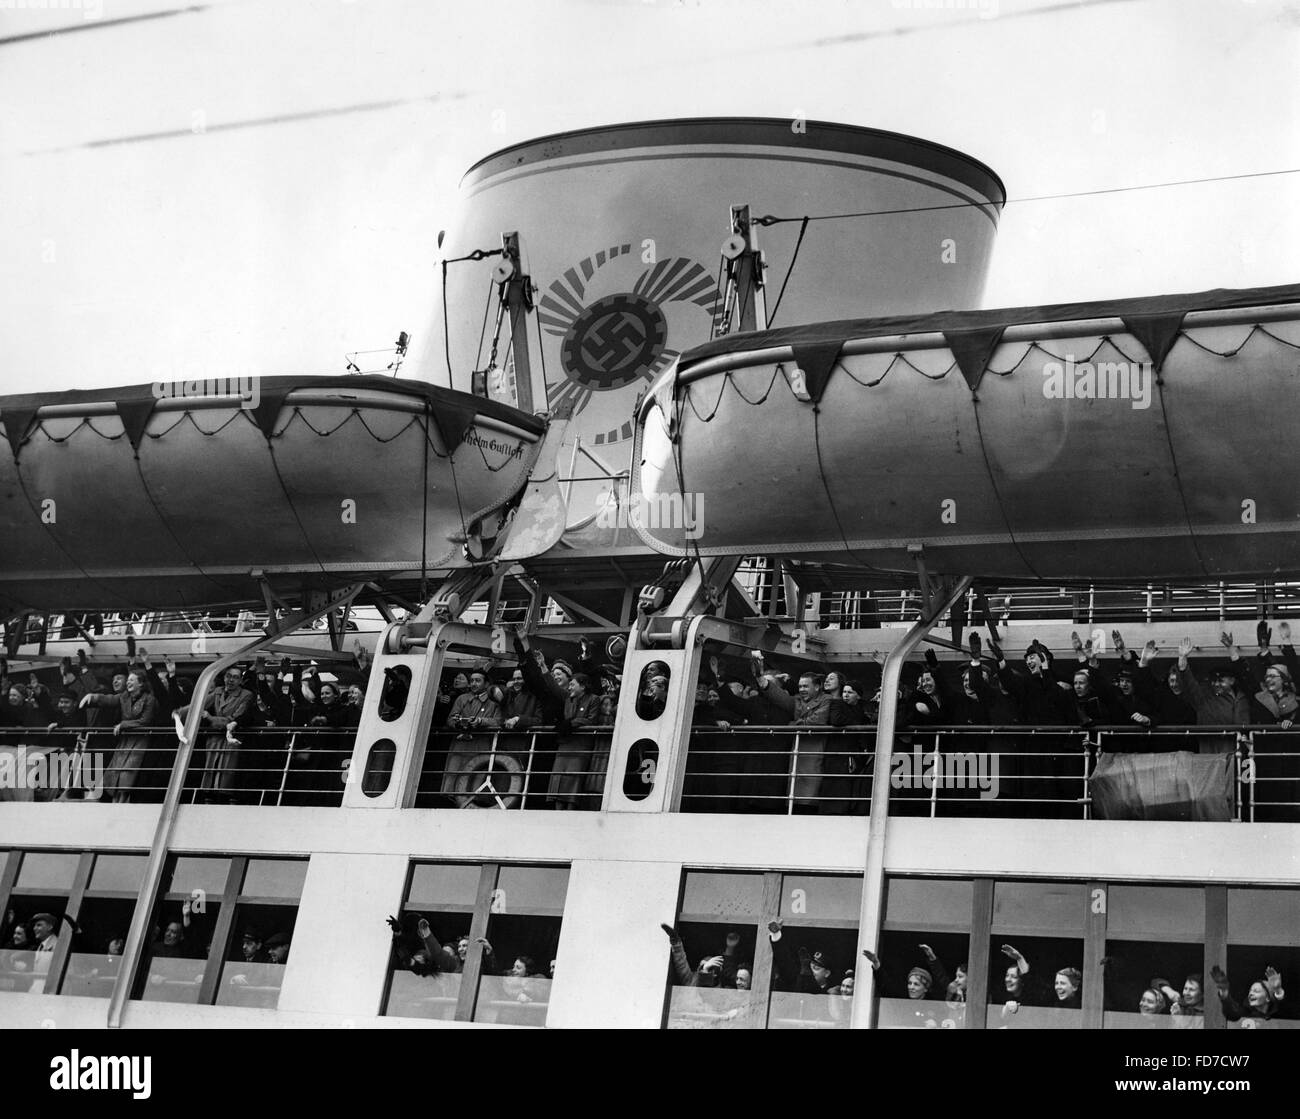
[1151,357,1211,579]
[265,439,328,577]
[766,216,808,327]
[442,260,453,388]
[1179,322,1300,357]
[420,404,430,601]
[969,395,1038,580]
[536,297,551,411]
[728,364,783,406]
[811,404,853,556]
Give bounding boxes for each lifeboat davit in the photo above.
[0,376,544,611]
[632,283,1300,582]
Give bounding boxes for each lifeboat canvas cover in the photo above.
[0,375,545,611]
[633,282,1300,582]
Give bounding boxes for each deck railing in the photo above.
[1,724,1294,820]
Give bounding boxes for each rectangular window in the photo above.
[383,863,568,1026]
[1223,888,1300,1030]
[135,854,305,1009]
[986,880,1085,1029]
[1102,885,1205,1030]
[665,871,859,1030]
[0,849,145,999]
[879,878,972,1029]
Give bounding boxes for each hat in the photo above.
[908,966,934,992]
[241,927,262,941]
[809,950,832,972]
[1115,666,1135,681]
[31,912,56,926]
[264,932,290,949]
[551,659,574,679]
[1213,664,1240,679]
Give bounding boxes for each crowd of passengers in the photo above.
[684,620,1298,738]
[660,922,1293,1027]
[677,619,1300,817]
[4,617,1297,811]
[386,914,555,1005]
[0,902,291,995]
[0,639,369,805]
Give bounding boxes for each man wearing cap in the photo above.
[264,932,291,965]
[447,669,503,731]
[239,928,268,964]
[1177,636,1250,754]
[766,918,837,995]
[441,668,505,797]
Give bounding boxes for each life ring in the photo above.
[452,753,524,809]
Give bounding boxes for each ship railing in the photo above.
[682,724,1298,821]
[414,728,612,810]
[2,723,1293,819]
[0,726,354,807]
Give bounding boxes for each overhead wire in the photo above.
[756,167,1300,228]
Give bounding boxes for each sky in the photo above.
[1,0,1297,394]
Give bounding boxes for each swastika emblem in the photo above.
[560,293,668,393]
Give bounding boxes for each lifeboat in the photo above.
[632,283,1300,582]
[0,376,544,611]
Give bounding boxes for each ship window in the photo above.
[1224,888,1300,1030]
[15,851,79,891]
[635,664,670,720]
[379,664,412,721]
[384,862,569,1026]
[878,878,972,1030]
[666,871,859,1030]
[986,879,1085,1030]
[982,933,1085,1030]
[680,871,764,919]
[408,863,481,908]
[164,856,232,898]
[241,858,308,900]
[992,880,1087,934]
[360,738,397,798]
[621,738,658,801]
[215,904,298,1010]
[1102,885,1206,1029]
[134,854,307,1010]
[88,854,147,893]
[0,849,147,999]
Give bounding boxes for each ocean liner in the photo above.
[1,119,1297,1030]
